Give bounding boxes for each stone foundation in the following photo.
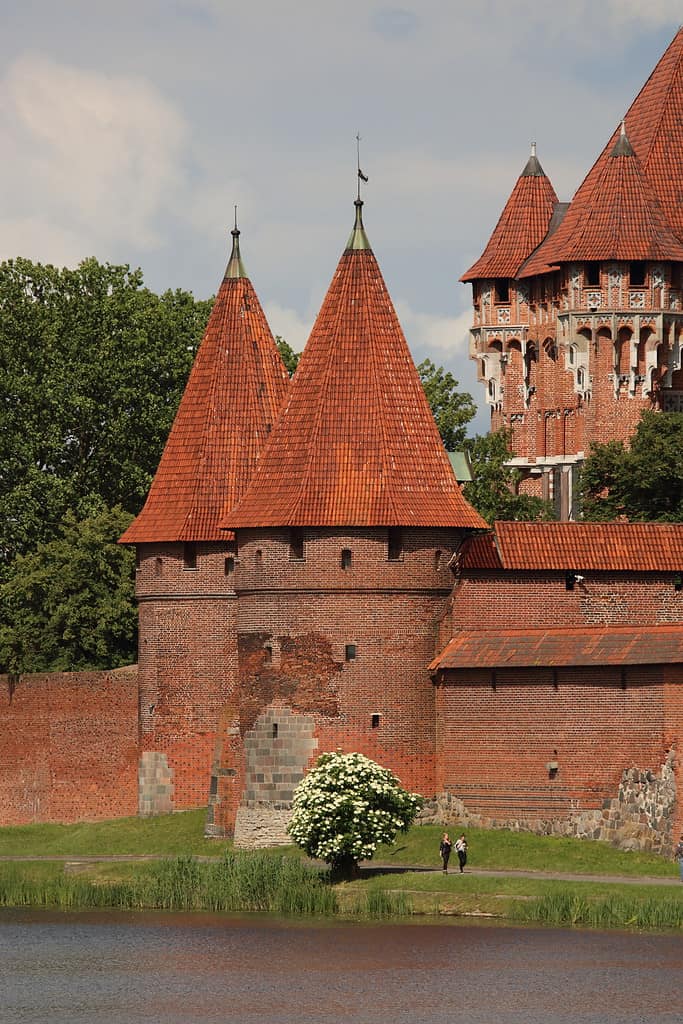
[431,751,677,855]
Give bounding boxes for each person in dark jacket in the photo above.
[439,832,452,873]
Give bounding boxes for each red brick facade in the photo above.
[0,668,138,825]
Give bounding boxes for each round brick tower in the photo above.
[119,224,289,820]
[216,197,486,843]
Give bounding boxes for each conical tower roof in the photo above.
[120,225,289,543]
[461,144,558,282]
[520,122,683,276]
[224,200,486,530]
[520,29,683,277]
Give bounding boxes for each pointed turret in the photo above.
[520,121,683,275]
[224,200,486,529]
[461,143,558,282]
[120,223,289,543]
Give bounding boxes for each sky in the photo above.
[1,1,682,435]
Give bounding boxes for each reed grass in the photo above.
[0,852,339,917]
[515,887,683,930]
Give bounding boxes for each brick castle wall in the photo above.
[210,527,463,834]
[135,542,239,813]
[0,667,138,825]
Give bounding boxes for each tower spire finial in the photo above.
[356,132,368,201]
[225,205,247,279]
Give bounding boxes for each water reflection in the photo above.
[1,909,682,1024]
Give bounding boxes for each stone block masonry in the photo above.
[0,667,138,825]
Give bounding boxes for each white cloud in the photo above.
[262,302,313,354]
[0,53,187,264]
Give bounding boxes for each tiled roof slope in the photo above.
[461,146,558,281]
[521,29,683,277]
[456,531,502,570]
[430,624,683,671]
[225,201,487,529]
[520,125,683,275]
[120,229,289,543]
[491,521,683,572]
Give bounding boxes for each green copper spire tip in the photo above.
[225,216,247,279]
[346,198,371,251]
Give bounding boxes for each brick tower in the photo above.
[464,28,683,518]
[119,224,289,816]
[213,197,486,843]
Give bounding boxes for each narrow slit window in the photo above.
[371,714,380,729]
[434,550,442,570]
[154,557,163,578]
[495,279,509,303]
[183,543,197,569]
[341,548,352,569]
[345,644,357,661]
[272,723,278,738]
[387,528,403,562]
[224,557,235,576]
[255,549,263,566]
[289,528,304,560]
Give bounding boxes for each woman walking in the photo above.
[455,833,468,873]
[439,832,452,874]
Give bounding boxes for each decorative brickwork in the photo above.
[465,29,683,516]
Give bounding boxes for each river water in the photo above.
[1,909,682,1024]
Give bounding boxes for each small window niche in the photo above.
[629,261,646,287]
[154,556,163,578]
[345,643,357,661]
[434,550,442,571]
[495,279,509,303]
[183,543,197,570]
[341,548,352,570]
[224,557,235,576]
[371,713,381,729]
[272,722,278,739]
[289,527,304,560]
[255,548,263,567]
[387,527,403,562]
[585,261,600,287]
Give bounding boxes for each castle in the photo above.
[2,29,683,853]
[464,28,683,519]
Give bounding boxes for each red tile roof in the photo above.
[461,147,558,281]
[456,532,502,570]
[490,521,683,572]
[224,201,487,529]
[520,126,683,276]
[431,624,683,670]
[119,231,289,544]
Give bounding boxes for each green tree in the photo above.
[0,257,212,565]
[276,336,300,376]
[463,429,553,524]
[580,411,683,521]
[0,505,137,673]
[287,751,422,879]
[417,359,476,450]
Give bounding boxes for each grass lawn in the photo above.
[0,809,222,858]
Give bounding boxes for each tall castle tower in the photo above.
[212,198,486,841]
[120,225,289,816]
[464,28,683,518]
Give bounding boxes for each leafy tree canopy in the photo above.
[580,410,683,522]
[275,336,300,377]
[0,504,137,673]
[417,359,476,451]
[0,257,211,565]
[463,429,553,524]
[287,751,422,878]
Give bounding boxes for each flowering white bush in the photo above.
[287,751,423,873]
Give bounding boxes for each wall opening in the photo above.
[289,528,304,560]
[183,543,197,569]
[341,548,352,569]
[387,528,403,562]
[345,644,357,661]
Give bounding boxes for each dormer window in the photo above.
[585,262,600,287]
[629,261,645,287]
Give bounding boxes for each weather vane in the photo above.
[356,133,368,199]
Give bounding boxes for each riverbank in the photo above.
[1,813,681,930]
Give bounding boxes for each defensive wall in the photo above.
[0,667,138,825]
